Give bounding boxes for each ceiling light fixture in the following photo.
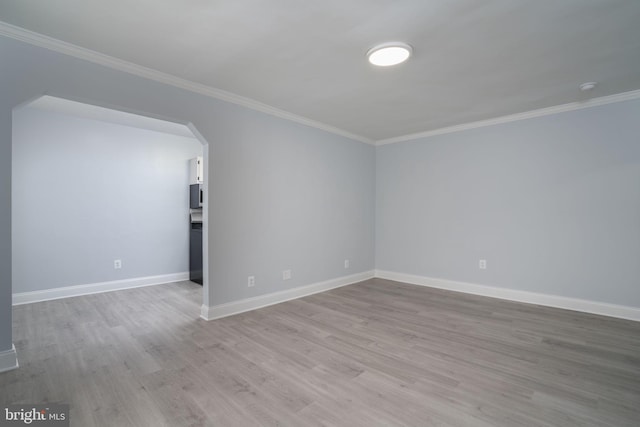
[367,42,413,66]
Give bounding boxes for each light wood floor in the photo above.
[2,278,640,426]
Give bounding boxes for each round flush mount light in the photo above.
[579,82,597,92]
[367,42,413,66]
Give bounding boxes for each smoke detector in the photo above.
[579,82,597,92]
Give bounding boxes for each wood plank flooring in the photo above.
[2,278,640,426]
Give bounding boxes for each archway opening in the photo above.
[11,95,210,316]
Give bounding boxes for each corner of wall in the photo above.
[0,343,19,373]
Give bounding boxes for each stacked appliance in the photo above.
[189,156,204,285]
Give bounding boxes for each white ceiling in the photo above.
[1,0,639,142]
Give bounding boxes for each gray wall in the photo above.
[376,99,640,307]
[210,109,375,304]
[12,107,202,292]
[0,36,376,353]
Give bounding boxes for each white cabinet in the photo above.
[189,156,203,184]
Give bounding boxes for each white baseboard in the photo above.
[12,272,190,305]
[201,270,375,321]
[0,344,19,373]
[375,270,640,322]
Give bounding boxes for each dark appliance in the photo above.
[190,184,203,208]
[190,220,203,285]
[189,184,204,285]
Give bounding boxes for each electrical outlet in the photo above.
[114,259,122,269]
[248,276,255,287]
[344,259,350,269]
[282,269,291,280]
[479,259,487,270]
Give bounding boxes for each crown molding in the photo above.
[0,22,374,145]
[4,21,638,148]
[376,89,640,145]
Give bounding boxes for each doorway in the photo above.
[11,96,209,314]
